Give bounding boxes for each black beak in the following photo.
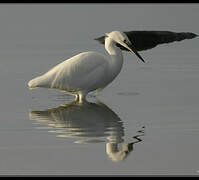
[129,44,145,63]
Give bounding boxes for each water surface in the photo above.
[0,4,199,176]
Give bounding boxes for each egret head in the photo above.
[106,31,145,63]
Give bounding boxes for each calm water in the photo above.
[0,4,199,176]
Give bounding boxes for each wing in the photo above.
[31,51,109,92]
[95,30,197,51]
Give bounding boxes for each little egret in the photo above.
[28,30,145,102]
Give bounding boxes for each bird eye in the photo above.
[124,39,128,44]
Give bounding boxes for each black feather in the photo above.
[94,31,198,52]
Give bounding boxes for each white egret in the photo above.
[28,30,145,102]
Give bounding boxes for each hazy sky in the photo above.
[0,3,198,46]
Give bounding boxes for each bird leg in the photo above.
[74,94,79,102]
[78,91,87,103]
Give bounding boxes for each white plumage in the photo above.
[28,31,145,102]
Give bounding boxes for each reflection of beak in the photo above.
[122,42,145,63]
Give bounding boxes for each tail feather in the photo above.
[28,76,40,89]
[28,75,49,89]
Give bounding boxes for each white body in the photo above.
[28,31,143,102]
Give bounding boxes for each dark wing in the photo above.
[94,31,197,51]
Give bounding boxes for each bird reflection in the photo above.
[29,100,145,162]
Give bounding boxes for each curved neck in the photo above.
[105,37,124,77]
